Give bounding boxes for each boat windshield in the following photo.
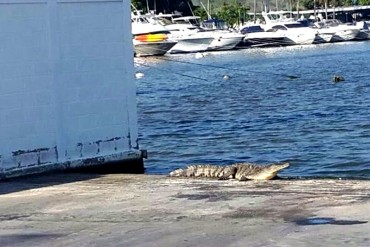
[202,19,228,30]
[240,25,264,34]
[173,17,201,26]
[271,25,287,30]
[154,17,173,25]
[132,16,149,23]
[324,19,341,27]
[285,23,306,28]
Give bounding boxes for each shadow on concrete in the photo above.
[0,233,65,247]
[0,172,101,195]
[0,159,145,195]
[294,217,368,226]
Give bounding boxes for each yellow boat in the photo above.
[134,33,168,42]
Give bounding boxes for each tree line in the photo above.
[131,0,370,27]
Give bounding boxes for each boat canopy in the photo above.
[202,18,228,30]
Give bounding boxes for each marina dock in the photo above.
[1,174,370,246]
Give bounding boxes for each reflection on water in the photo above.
[136,41,370,179]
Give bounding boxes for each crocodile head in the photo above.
[248,162,290,180]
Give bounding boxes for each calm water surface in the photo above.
[135,41,370,179]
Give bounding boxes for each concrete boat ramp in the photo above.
[1,174,370,247]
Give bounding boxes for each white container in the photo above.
[0,0,143,178]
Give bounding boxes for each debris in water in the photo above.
[195,52,204,59]
[287,75,300,79]
[332,75,345,82]
[223,75,230,80]
[135,72,144,79]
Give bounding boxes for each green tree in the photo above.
[358,0,370,4]
[131,0,143,11]
[216,2,249,27]
[193,7,208,20]
[301,0,314,9]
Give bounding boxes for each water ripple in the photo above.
[136,42,370,178]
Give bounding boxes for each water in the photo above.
[135,41,370,179]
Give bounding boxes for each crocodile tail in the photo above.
[169,168,186,177]
[170,165,221,177]
[169,165,198,177]
[169,165,233,178]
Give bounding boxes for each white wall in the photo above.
[0,0,141,178]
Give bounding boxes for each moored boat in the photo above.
[239,24,287,47]
[314,19,360,42]
[131,13,177,57]
[201,19,245,50]
[162,23,214,54]
[355,21,370,40]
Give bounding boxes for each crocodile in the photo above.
[169,162,290,181]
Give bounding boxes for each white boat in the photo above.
[239,24,287,47]
[314,19,360,42]
[170,16,244,51]
[312,29,335,43]
[262,12,318,45]
[201,19,245,50]
[172,15,203,26]
[355,21,370,40]
[131,13,177,57]
[170,36,214,54]
[152,20,213,54]
[205,30,245,50]
[145,15,213,53]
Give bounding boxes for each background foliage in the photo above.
[131,0,370,26]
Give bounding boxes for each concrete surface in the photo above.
[0,173,370,247]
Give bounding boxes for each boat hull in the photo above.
[314,32,334,43]
[286,35,316,45]
[330,29,360,42]
[134,41,177,57]
[169,37,213,54]
[207,33,244,51]
[356,30,370,40]
[242,37,288,47]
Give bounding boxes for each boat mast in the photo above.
[333,0,336,19]
[187,1,195,16]
[207,0,211,17]
[297,0,300,17]
[200,1,212,19]
[131,3,138,11]
[253,0,256,23]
